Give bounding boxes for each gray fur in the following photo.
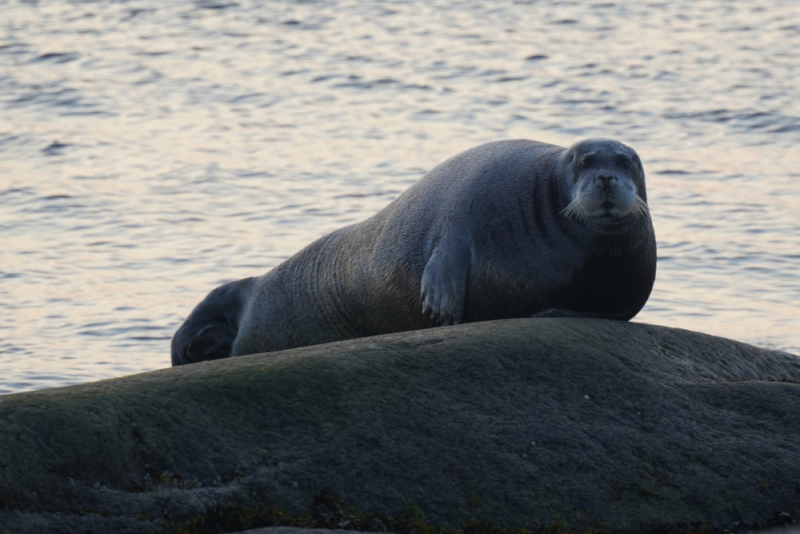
[172,138,657,366]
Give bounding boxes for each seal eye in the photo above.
[579,158,590,169]
[617,157,632,169]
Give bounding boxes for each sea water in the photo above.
[1,0,798,394]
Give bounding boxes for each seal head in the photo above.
[557,138,648,234]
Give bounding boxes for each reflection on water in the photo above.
[1,0,798,394]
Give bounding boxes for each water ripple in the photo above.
[0,0,798,394]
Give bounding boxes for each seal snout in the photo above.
[564,168,638,221]
[594,173,619,191]
[593,171,626,208]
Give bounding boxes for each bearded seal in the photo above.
[172,139,656,366]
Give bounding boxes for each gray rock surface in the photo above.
[1,318,799,534]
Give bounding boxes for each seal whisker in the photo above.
[560,199,586,220]
[634,195,650,216]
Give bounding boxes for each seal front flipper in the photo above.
[171,277,254,366]
[420,237,471,326]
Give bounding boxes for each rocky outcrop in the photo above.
[1,318,799,534]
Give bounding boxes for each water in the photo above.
[1,0,798,395]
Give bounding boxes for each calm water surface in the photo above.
[1,0,798,394]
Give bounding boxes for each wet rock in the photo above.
[1,318,799,533]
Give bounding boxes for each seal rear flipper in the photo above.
[171,277,254,366]
[420,237,471,325]
[185,319,237,362]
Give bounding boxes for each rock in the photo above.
[238,529,377,534]
[1,318,799,534]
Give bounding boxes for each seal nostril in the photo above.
[595,174,617,190]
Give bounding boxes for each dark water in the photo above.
[1,0,798,394]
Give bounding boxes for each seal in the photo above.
[172,138,656,366]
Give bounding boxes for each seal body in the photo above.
[172,139,656,366]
